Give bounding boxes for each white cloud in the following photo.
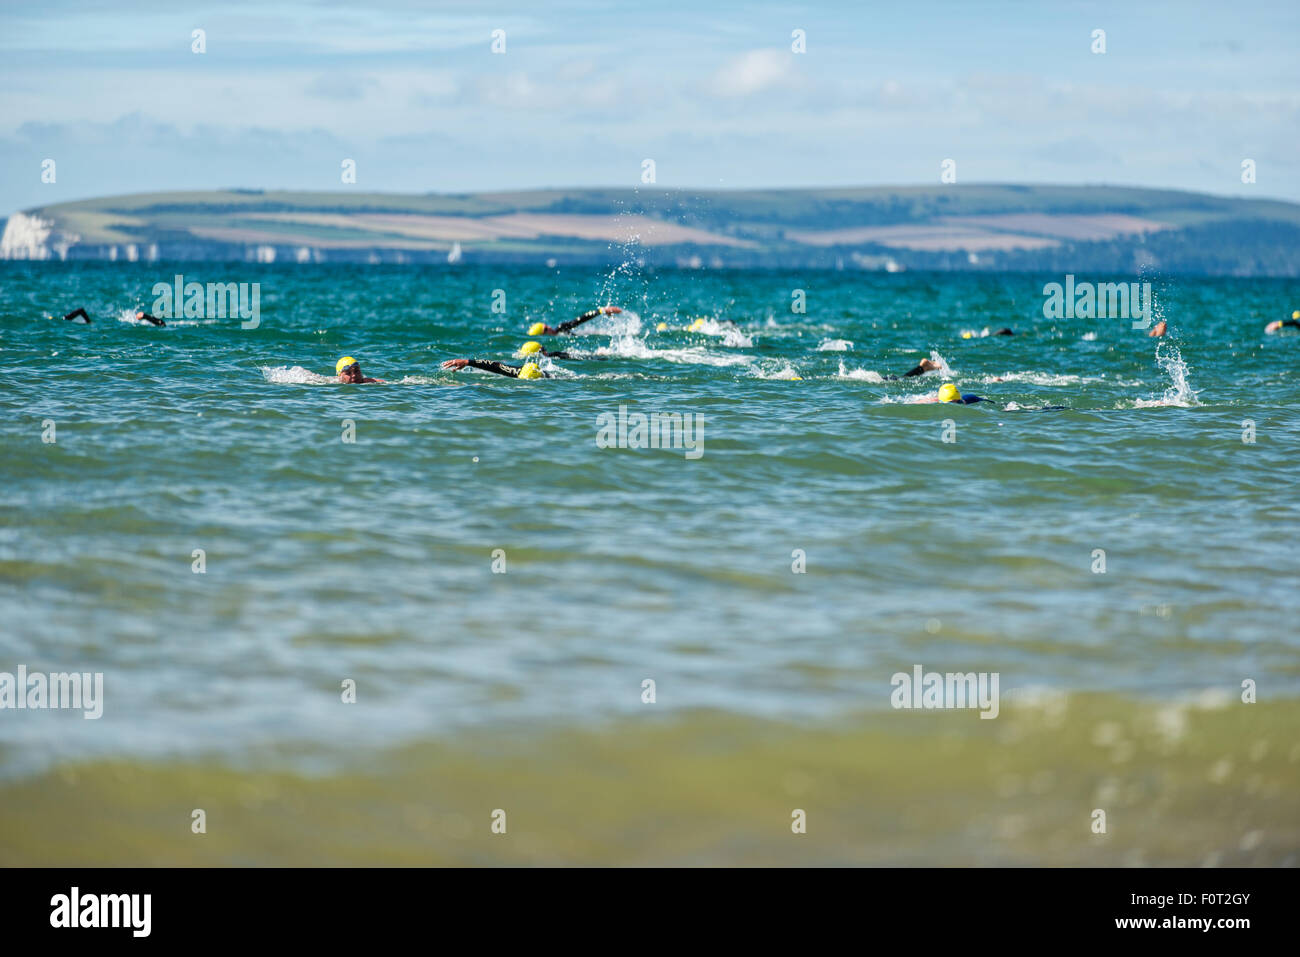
[710,49,794,98]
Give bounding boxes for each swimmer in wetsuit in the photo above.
[526,305,622,336]
[336,356,386,383]
[881,356,942,380]
[62,307,91,324]
[1265,311,1300,333]
[135,311,165,326]
[516,340,613,362]
[917,382,987,405]
[442,358,547,379]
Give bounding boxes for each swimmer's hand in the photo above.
[602,306,622,315]
[441,359,469,370]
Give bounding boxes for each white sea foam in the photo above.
[976,371,1100,386]
[752,361,802,380]
[818,338,854,351]
[836,362,885,382]
[261,365,334,385]
[596,336,752,366]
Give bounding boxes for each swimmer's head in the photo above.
[527,322,547,336]
[961,331,973,339]
[655,322,668,332]
[336,356,363,382]
[519,341,543,356]
[938,383,960,403]
[1293,310,1299,320]
[689,317,707,332]
[518,362,542,380]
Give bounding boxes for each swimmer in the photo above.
[1148,320,1167,337]
[62,307,91,324]
[1265,311,1300,334]
[881,356,942,380]
[918,382,986,405]
[526,305,622,337]
[516,340,609,361]
[688,316,739,332]
[135,311,165,326]
[442,358,547,379]
[335,356,386,383]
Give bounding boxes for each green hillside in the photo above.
[4,185,1299,275]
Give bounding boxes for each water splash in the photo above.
[1134,341,1200,407]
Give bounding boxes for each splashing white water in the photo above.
[836,362,885,382]
[1134,341,1200,407]
[752,361,802,380]
[261,365,334,385]
[927,351,954,375]
[817,339,854,351]
[597,337,752,366]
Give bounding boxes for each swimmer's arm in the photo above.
[444,359,521,378]
[543,349,574,360]
[900,364,927,377]
[554,305,621,333]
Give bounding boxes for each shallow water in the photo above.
[2,262,1297,864]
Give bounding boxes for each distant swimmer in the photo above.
[135,311,165,327]
[1148,320,1167,337]
[918,382,986,405]
[1265,311,1300,333]
[526,305,622,336]
[688,316,739,331]
[881,356,942,380]
[961,327,1015,338]
[62,307,91,324]
[336,356,386,383]
[442,358,546,379]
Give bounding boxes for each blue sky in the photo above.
[2,0,1297,214]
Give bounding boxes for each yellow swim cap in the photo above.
[1293,310,1299,320]
[961,331,973,339]
[689,317,706,331]
[938,383,960,403]
[520,341,542,355]
[518,362,542,380]
[527,322,547,336]
[655,322,668,331]
[336,356,357,374]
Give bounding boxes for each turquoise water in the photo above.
[2,263,1298,807]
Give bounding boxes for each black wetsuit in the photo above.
[63,307,91,323]
[993,328,1015,336]
[881,363,932,381]
[552,309,606,334]
[540,347,612,360]
[137,313,166,326]
[1278,319,1300,330]
[466,360,550,379]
